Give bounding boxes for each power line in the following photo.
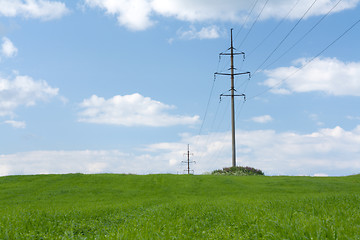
[196,101,229,165]
[195,2,357,172]
[248,15,360,100]
[252,0,319,76]
[234,0,260,41]
[196,54,232,164]
[195,53,223,153]
[221,0,262,75]
[247,0,301,57]
[263,0,343,70]
[238,0,270,50]
[226,0,262,74]
[197,75,216,136]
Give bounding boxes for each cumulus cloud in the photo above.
[313,173,329,177]
[84,0,154,31]
[177,25,222,40]
[0,150,179,176]
[347,115,360,120]
[308,113,324,126]
[78,93,200,127]
[251,115,273,123]
[0,74,59,117]
[260,0,359,20]
[2,125,360,176]
[3,120,26,128]
[151,0,243,23]
[152,0,360,22]
[263,57,360,96]
[0,150,164,176]
[84,0,360,30]
[1,37,18,58]
[0,0,69,20]
[148,125,360,176]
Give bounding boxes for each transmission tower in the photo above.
[215,28,251,167]
[182,144,195,174]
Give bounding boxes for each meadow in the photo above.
[0,173,359,239]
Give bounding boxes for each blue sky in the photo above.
[1,0,360,176]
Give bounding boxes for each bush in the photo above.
[211,166,264,176]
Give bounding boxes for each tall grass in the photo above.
[1,174,360,239]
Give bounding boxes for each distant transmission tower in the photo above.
[215,28,251,167]
[182,144,196,174]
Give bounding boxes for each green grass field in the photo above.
[0,174,360,239]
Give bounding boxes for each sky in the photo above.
[1,0,360,177]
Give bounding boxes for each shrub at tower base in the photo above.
[211,166,265,176]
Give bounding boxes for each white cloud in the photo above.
[263,57,360,96]
[84,0,154,31]
[3,120,26,128]
[152,0,360,22]
[260,0,360,20]
[308,113,324,126]
[0,150,176,176]
[1,37,18,58]
[0,0,69,20]
[251,115,273,123]
[167,38,174,44]
[78,93,200,127]
[2,125,360,176]
[313,173,329,177]
[0,74,59,116]
[178,25,222,40]
[84,0,360,30]
[148,125,360,176]
[347,115,360,120]
[151,0,244,23]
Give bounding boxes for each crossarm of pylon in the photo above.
[220,52,245,56]
[215,72,250,76]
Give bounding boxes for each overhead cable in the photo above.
[238,0,270,49]
[252,0,319,76]
[247,0,301,57]
[248,15,360,100]
[264,0,343,69]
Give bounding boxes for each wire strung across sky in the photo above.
[238,0,270,50]
[248,15,360,100]
[263,0,344,70]
[214,0,262,74]
[219,0,268,75]
[194,0,359,167]
[247,0,301,57]
[195,0,315,164]
[251,0,319,76]
[234,0,260,42]
[197,75,216,137]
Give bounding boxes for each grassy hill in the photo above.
[1,174,360,239]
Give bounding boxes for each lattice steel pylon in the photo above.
[182,144,196,174]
